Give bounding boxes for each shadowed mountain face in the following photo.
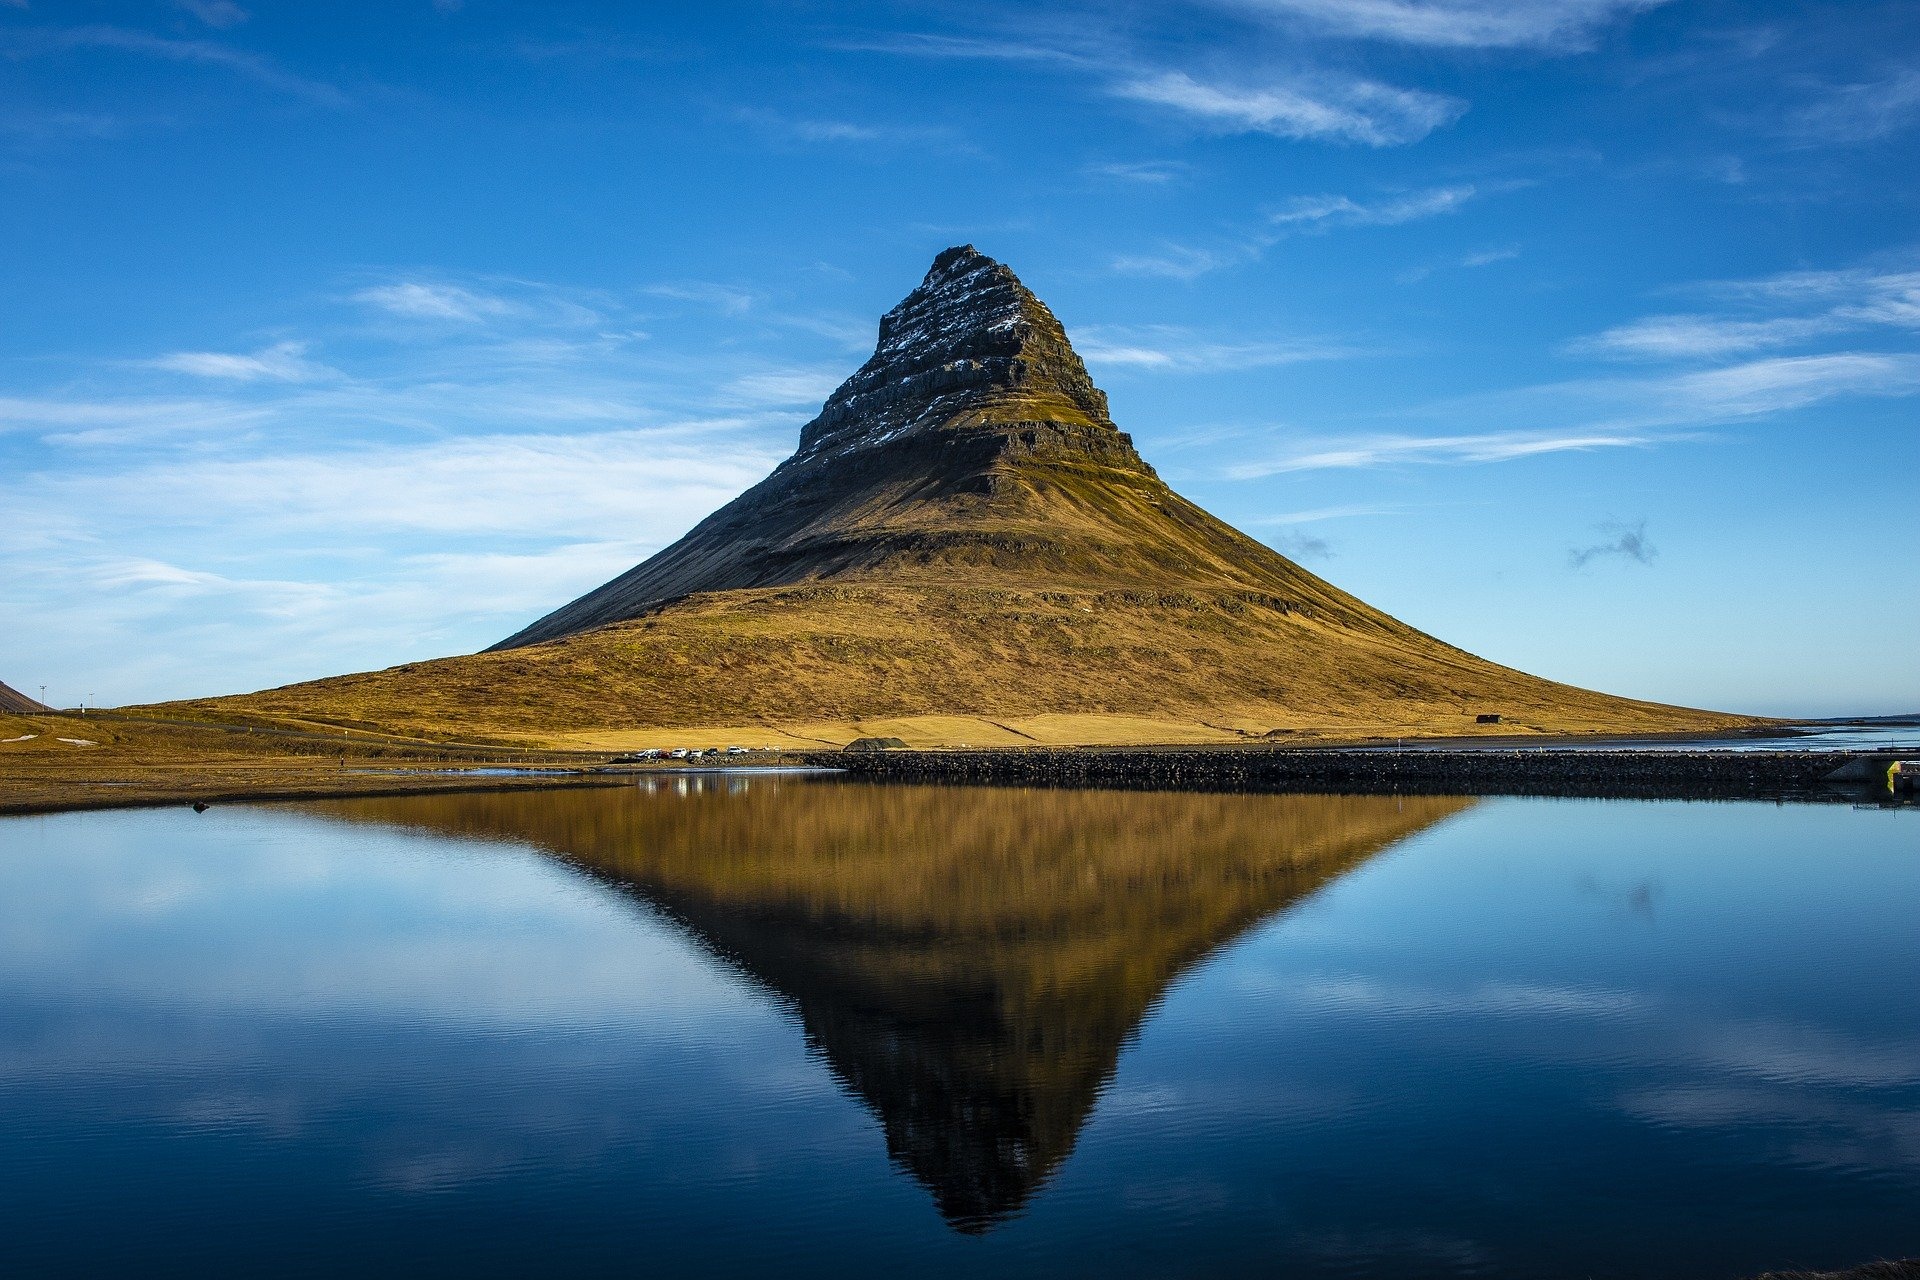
[311,781,1475,1230]
[0,681,50,714]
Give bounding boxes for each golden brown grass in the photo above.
[149,580,1761,749]
[0,709,626,814]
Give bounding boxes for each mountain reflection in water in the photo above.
[314,779,1474,1231]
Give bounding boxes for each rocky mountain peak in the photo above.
[795,245,1114,460]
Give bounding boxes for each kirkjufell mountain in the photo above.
[168,247,1743,746]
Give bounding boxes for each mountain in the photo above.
[163,246,1749,746]
[0,681,49,714]
[310,781,1477,1230]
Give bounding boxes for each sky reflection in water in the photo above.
[0,779,1915,1278]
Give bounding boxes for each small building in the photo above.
[1476,713,1502,725]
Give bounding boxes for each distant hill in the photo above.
[163,246,1752,747]
[0,681,49,714]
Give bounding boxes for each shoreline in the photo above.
[2,744,1911,816]
[825,746,1912,804]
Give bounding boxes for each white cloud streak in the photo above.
[1227,428,1662,477]
[4,24,348,106]
[1113,70,1463,146]
[840,30,1460,147]
[1222,0,1672,50]
[148,341,336,382]
[1076,325,1356,372]
[1570,264,1920,360]
[1784,68,1920,145]
[1223,351,1920,477]
[1271,184,1479,226]
[353,281,519,323]
[732,107,953,147]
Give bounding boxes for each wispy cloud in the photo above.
[721,368,845,408]
[1076,325,1355,371]
[1113,184,1489,279]
[1217,348,1920,477]
[1569,263,1920,360]
[1398,245,1519,283]
[148,341,336,383]
[825,33,1091,66]
[642,281,756,315]
[3,25,349,106]
[1271,184,1478,227]
[0,110,131,143]
[1227,428,1661,477]
[1113,70,1463,146]
[1222,0,1672,51]
[1782,68,1920,145]
[176,0,248,29]
[1569,314,1835,360]
[1252,504,1403,525]
[732,106,953,147]
[352,281,519,323]
[1084,159,1190,183]
[1110,244,1238,280]
[1569,519,1656,569]
[840,29,1459,147]
[1667,352,1920,417]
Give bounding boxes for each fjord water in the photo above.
[1,781,1914,1278]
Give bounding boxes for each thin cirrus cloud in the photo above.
[1780,67,1920,145]
[1270,183,1479,227]
[1112,184,1483,279]
[1221,351,1920,477]
[176,0,249,29]
[1570,263,1920,360]
[1111,70,1464,146]
[1084,159,1191,183]
[732,107,954,148]
[1225,428,1663,477]
[1221,0,1673,50]
[721,368,847,408]
[148,340,336,383]
[2,24,349,107]
[353,281,520,323]
[1569,314,1837,360]
[841,31,1461,148]
[1076,325,1355,372]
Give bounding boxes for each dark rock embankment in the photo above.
[825,747,1897,803]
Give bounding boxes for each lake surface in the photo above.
[2,778,1915,1278]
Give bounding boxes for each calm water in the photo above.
[1,779,1915,1278]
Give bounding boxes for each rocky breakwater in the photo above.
[825,747,1882,802]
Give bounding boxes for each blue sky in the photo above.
[2,0,1914,717]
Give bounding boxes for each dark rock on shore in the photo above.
[827,746,1886,803]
